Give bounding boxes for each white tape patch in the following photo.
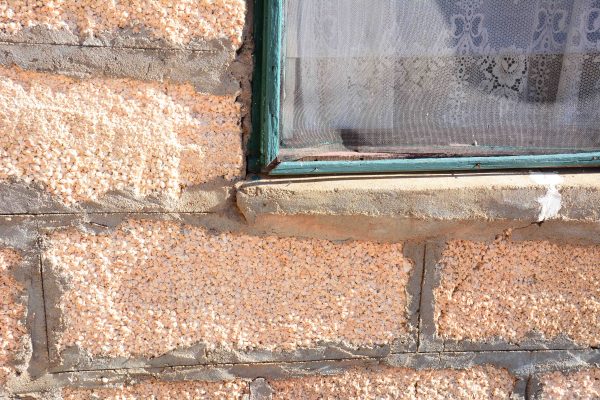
[529,173,564,222]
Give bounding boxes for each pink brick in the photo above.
[45,220,414,358]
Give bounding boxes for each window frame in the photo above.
[249,0,600,175]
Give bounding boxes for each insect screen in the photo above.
[280,0,600,159]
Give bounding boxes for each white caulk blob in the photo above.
[529,173,564,222]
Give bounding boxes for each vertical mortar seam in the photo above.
[34,219,51,362]
[416,243,427,353]
[524,374,533,400]
[0,40,218,52]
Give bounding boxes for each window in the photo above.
[250,0,600,174]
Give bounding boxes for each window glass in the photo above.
[281,0,600,159]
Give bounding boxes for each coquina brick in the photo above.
[0,0,246,47]
[44,220,414,358]
[434,238,600,346]
[61,379,249,400]
[269,366,516,400]
[0,67,243,205]
[0,248,27,386]
[538,369,600,399]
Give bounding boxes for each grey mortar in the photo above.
[0,217,48,382]
[0,41,241,96]
[0,179,236,216]
[11,351,600,397]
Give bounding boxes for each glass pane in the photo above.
[281,0,600,159]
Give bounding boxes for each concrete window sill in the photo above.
[236,172,600,242]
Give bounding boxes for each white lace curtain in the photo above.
[281,0,600,156]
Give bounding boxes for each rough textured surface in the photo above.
[434,237,600,345]
[539,369,600,399]
[269,366,515,399]
[62,379,248,400]
[0,248,27,385]
[0,67,243,205]
[45,220,413,358]
[540,369,600,400]
[2,0,600,394]
[0,0,245,47]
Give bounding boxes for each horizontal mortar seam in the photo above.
[37,234,51,362]
[0,40,219,53]
[48,357,379,374]
[46,348,600,375]
[0,211,222,217]
[416,243,427,352]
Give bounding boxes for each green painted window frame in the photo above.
[248,0,600,175]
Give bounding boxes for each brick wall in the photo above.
[0,1,598,399]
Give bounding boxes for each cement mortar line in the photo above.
[430,348,594,354]
[525,376,535,399]
[0,40,219,53]
[415,243,428,351]
[0,212,570,226]
[37,245,51,363]
[0,211,221,217]
[47,359,382,375]
[44,349,600,375]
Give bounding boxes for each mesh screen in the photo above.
[281,0,600,159]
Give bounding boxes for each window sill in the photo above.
[236,172,600,243]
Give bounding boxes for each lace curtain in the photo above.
[281,0,600,157]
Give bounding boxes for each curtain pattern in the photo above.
[281,0,600,155]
